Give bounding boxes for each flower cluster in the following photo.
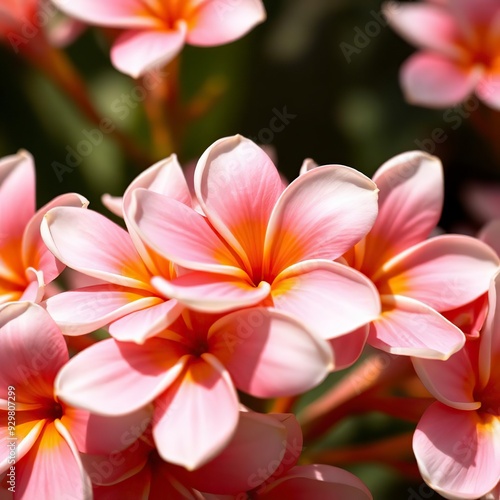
[2,0,500,499]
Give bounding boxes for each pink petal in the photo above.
[111,25,187,78]
[400,52,481,108]
[51,0,157,28]
[272,260,380,339]
[362,151,443,274]
[16,420,91,499]
[0,302,67,404]
[413,403,500,499]
[479,219,500,256]
[101,194,123,217]
[22,193,89,285]
[412,351,480,410]
[0,414,45,473]
[329,326,369,371]
[61,406,152,455]
[153,354,239,470]
[109,299,184,343]
[130,189,242,275]
[0,151,35,246]
[479,271,500,387]
[265,165,378,277]
[378,235,499,311]
[477,76,500,110]
[209,308,333,397]
[384,3,461,56]
[187,0,266,46]
[55,338,187,415]
[368,295,465,360]
[194,135,284,270]
[170,411,289,494]
[45,285,161,336]
[442,293,489,339]
[92,465,151,499]
[257,464,373,499]
[42,207,152,289]
[152,273,271,313]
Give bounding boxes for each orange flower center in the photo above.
[136,0,199,30]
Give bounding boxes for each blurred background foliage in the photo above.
[1,0,490,498]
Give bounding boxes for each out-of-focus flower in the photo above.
[340,151,499,359]
[0,302,151,499]
[130,135,381,352]
[0,151,87,305]
[55,307,332,470]
[411,270,500,499]
[87,411,373,500]
[51,0,267,78]
[385,0,500,109]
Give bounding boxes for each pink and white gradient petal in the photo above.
[153,354,239,470]
[272,260,380,339]
[383,2,461,57]
[111,24,187,79]
[400,52,481,108]
[379,235,500,311]
[265,165,378,276]
[109,299,184,343]
[45,285,161,336]
[194,135,284,268]
[186,0,266,46]
[152,273,271,313]
[22,193,89,286]
[55,338,188,416]
[412,351,480,410]
[16,421,92,500]
[130,189,243,276]
[369,295,465,360]
[42,207,152,290]
[209,308,333,398]
[0,302,68,405]
[0,150,35,246]
[414,402,500,499]
[329,326,369,372]
[362,151,443,273]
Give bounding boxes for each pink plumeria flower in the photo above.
[129,135,382,353]
[0,151,87,305]
[41,155,193,343]
[88,411,373,500]
[411,270,500,499]
[0,0,38,52]
[51,0,267,78]
[385,0,500,109]
[0,302,152,499]
[339,151,499,359]
[55,307,332,470]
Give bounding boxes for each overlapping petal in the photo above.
[414,403,500,499]
[369,295,465,359]
[42,207,152,289]
[209,308,333,397]
[272,260,380,339]
[265,165,378,276]
[361,151,443,274]
[378,235,499,311]
[55,338,187,415]
[153,354,239,470]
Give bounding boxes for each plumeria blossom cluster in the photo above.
[2,0,500,499]
[1,135,500,499]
